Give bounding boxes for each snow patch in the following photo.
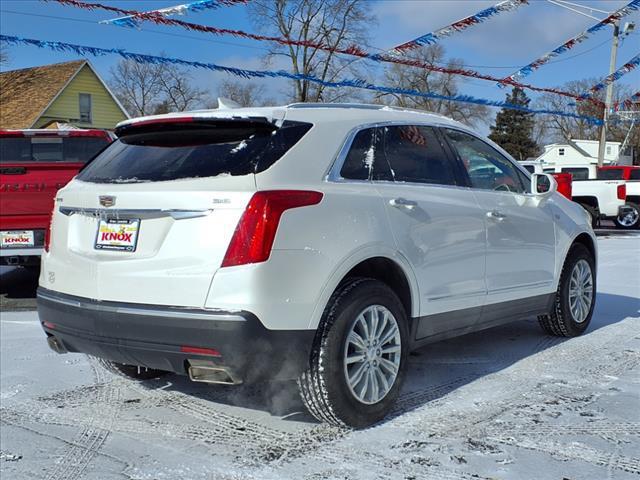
[230,140,248,154]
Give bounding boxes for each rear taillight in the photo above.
[221,190,323,267]
[617,183,626,200]
[551,173,572,200]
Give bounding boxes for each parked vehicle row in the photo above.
[0,129,113,266]
[522,160,639,229]
[37,104,597,427]
[598,166,640,229]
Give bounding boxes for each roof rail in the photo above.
[286,103,385,110]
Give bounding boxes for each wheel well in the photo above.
[626,196,640,205]
[573,196,598,210]
[343,257,412,317]
[572,233,596,262]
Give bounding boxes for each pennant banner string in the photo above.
[0,34,607,125]
[100,0,249,28]
[617,91,640,110]
[579,53,640,100]
[43,0,601,105]
[391,0,528,54]
[501,0,640,85]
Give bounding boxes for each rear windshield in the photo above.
[561,167,589,180]
[598,169,624,180]
[0,136,110,163]
[77,120,312,183]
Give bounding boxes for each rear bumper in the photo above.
[600,204,630,220]
[37,288,315,382]
[0,247,43,266]
[0,247,43,257]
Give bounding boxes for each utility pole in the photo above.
[597,21,620,167]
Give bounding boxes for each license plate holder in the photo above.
[1,230,35,248]
[94,218,140,252]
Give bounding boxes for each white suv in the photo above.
[38,104,597,427]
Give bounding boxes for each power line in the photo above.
[1,7,618,72]
[0,9,272,52]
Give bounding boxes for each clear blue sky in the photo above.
[1,0,638,128]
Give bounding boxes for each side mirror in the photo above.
[531,173,557,197]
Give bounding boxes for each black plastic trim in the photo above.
[37,287,315,382]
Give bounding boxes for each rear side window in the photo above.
[630,169,640,180]
[77,120,312,183]
[561,167,589,180]
[340,128,377,180]
[379,126,457,185]
[598,169,624,180]
[523,165,535,173]
[0,136,109,163]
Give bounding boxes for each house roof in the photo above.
[0,60,87,129]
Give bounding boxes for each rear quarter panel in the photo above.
[206,182,420,330]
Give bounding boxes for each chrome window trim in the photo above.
[324,120,468,186]
[37,289,246,322]
[59,207,212,220]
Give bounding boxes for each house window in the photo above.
[79,93,92,123]
[606,146,612,155]
[558,148,565,156]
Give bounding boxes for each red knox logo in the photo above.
[100,232,132,242]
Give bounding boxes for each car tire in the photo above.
[614,202,640,230]
[96,358,169,380]
[538,244,596,337]
[298,278,409,428]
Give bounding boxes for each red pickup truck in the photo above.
[0,129,113,267]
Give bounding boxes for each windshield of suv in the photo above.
[0,136,110,163]
[77,120,312,183]
[598,169,624,180]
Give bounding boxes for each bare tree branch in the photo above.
[249,0,376,103]
[372,45,490,128]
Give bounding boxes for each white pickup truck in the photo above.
[616,180,640,229]
[572,179,628,227]
[520,161,628,227]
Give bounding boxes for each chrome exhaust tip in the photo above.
[187,360,242,385]
[47,335,68,354]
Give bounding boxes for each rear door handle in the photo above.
[390,198,418,210]
[486,210,506,221]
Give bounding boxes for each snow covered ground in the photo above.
[1,234,638,480]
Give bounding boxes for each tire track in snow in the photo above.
[490,436,640,474]
[42,358,121,480]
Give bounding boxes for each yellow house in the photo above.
[0,60,129,129]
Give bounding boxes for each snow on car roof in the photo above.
[116,103,470,133]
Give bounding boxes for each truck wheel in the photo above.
[538,244,596,337]
[614,202,640,230]
[298,278,409,428]
[96,358,168,380]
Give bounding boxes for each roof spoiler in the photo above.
[114,116,277,137]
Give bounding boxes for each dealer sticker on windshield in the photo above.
[95,219,140,252]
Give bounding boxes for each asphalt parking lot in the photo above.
[1,229,638,480]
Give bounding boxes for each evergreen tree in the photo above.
[489,87,539,161]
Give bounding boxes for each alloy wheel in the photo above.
[343,305,402,405]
